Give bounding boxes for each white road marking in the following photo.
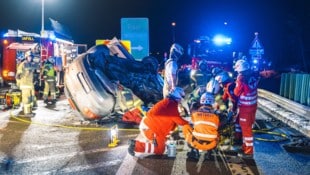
[116,153,138,175]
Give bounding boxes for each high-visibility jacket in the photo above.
[134,98,190,155]
[43,62,56,82]
[233,72,259,155]
[234,73,259,107]
[16,61,37,88]
[183,106,220,151]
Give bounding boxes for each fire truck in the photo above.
[0,29,85,109]
[187,35,234,72]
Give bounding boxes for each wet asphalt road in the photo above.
[0,96,309,175]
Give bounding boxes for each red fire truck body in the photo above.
[1,30,79,85]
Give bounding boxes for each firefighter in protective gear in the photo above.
[183,92,220,159]
[15,50,37,115]
[128,87,190,156]
[163,43,184,98]
[190,60,212,90]
[233,59,259,158]
[42,57,57,104]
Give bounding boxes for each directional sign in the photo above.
[249,49,264,55]
[121,18,149,60]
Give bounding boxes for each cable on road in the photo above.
[253,129,289,142]
[9,110,140,132]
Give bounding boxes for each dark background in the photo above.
[0,0,309,72]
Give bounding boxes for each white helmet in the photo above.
[211,67,222,77]
[25,50,34,58]
[170,43,184,60]
[168,87,185,100]
[206,78,220,95]
[234,59,250,72]
[200,92,215,105]
[215,71,231,84]
[48,57,55,64]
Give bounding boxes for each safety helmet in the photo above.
[234,59,250,72]
[215,71,231,84]
[200,92,215,105]
[168,87,185,100]
[170,43,184,60]
[25,50,34,58]
[211,67,222,77]
[206,78,220,95]
[198,60,208,71]
[48,57,55,64]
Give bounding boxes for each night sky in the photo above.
[0,0,309,71]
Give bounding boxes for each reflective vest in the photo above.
[234,73,259,107]
[191,106,220,142]
[43,62,56,81]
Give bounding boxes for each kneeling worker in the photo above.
[183,92,220,160]
[128,87,190,157]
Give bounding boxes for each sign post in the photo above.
[121,18,149,60]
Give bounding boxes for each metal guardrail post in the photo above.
[300,74,309,106]
[280,73,285,97]
[294,74,302,102]
[282,73,289,98]
[289,73,295,100]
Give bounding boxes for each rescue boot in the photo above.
[51,99,57,105]
[204,151,212,160]
[187,148,200,160]
[128,139,136,156]
[237,152,253,159]
[44,99,49,104]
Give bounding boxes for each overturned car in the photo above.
[64,43,163,121]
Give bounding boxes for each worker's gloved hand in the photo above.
[16,74,22,80]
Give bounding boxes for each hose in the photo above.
[9,110,139,132]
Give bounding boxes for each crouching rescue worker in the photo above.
[233,59,260,159]
[42,57,57,104]
[16,50,37,116]
[128,87,190,157]
[183,92,220,160]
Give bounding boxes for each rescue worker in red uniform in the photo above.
[163,43,184,98]
[233,59,260,159]
[183,92,220,160]
[128,87,190,157]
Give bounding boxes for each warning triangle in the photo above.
[250,32,263,49]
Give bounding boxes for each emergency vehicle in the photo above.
[0,29,80,85]
[187,35,234,72]
[0,29,85,108]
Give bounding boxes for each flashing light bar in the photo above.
[212,34,232,46]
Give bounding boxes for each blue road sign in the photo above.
[121,18,149,60]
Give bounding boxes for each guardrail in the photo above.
[258,89,310,138]
[280,73,310,106]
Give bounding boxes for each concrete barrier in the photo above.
[258,89,310,138]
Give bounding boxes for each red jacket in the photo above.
[145,98,189,137]
[234,73,259,107]
[222,82,238,103]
